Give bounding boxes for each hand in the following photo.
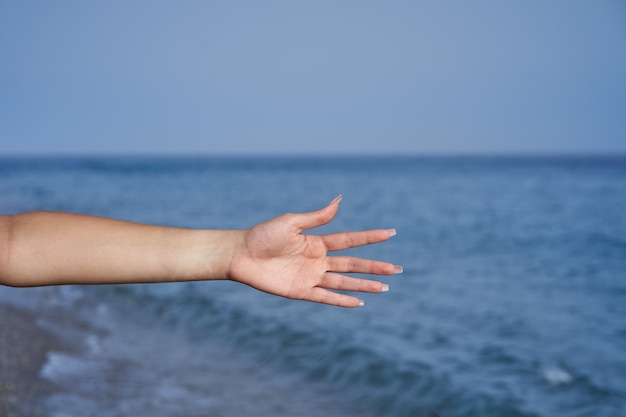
[228,196,401,307]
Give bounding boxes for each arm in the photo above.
[0,196,401,307]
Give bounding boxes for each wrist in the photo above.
[197,229,246,281]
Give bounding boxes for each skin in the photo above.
[0,196,402,307]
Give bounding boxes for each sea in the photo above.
[0,155,625,417]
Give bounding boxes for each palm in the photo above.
[228,197,399,307]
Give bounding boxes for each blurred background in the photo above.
[1,0,625,155]
[1,2,625,417]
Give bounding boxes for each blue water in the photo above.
[1,155,625,417]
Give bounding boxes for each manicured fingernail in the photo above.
[394,265,403,274]
[358,300,365,307]
[331,194,343,205]
[387,229,397,237]
[381,284,389,292]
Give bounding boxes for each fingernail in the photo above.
[387,229,397,237]
[331,194,343,205]
[358,300,365,307]
[381,284,389,292]
[394,265,403,274]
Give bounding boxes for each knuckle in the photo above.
[347,258,357,271]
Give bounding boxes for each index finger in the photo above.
[321,229,396,252]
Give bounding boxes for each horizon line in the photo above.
[1,151,626,159]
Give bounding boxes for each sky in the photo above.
[1,1,625,155]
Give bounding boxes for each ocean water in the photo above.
[1,155,625,417]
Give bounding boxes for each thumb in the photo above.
[294,195,342,231]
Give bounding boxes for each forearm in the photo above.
[0,211,242,287]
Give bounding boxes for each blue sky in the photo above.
[1,1,625,155]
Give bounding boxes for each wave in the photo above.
[102,285,549,417]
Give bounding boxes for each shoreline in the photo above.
[0,288,374,417]
[0,302,63,417]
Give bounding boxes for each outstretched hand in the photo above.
[228,196,402,307]
[0,196,401,303]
